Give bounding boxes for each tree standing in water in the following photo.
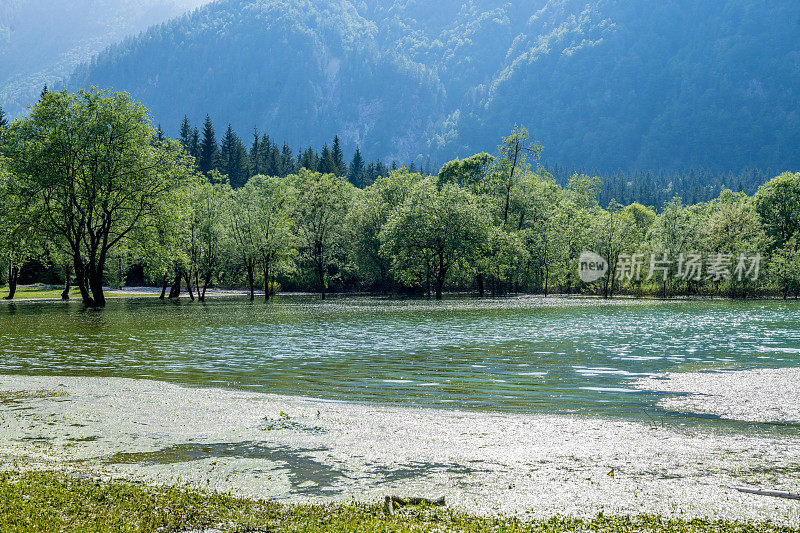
[2,88,196,307]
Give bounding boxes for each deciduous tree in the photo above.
[2,88,196,307]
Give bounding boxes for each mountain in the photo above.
[68,0,800,171]
[0,0,210,117]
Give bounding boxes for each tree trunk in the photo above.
[73,258,95,307]
[476,273,484,298]
[88,269,106,308]
[61,264,72,301]
[247,264,255,301]
[264,264,270,301]
[318,266,326,300]
[184,272,195,301]
[435,252,446,301]
[159,272,169,300]
[425,263,431,298]
[4,262,19,300]
[435,277,444,300]
[544,268,549,297]
[168,270,182,299]
[201,273,211,301]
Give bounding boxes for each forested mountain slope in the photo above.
[0,0,209,117]
[68,0,800,171]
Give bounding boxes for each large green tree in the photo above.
[2,88,195,307]
[381,178,490,300]
[753,172,800,252]
[348,169,422,291]
[292,169,353,299]
[229,175,295,300]
[198,115,220,177]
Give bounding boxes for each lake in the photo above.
[1,295,799,422]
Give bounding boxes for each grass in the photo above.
[0,285,161,301]
[1,286,67,300]
[0,471,796,533]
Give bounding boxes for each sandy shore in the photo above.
[1,374,799,523]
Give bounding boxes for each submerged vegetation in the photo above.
[0,471,796,533]
[1,89,799,306]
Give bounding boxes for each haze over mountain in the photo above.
[59,0,800,171]
[0,0,210,117]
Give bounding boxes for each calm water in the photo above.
[0,296,799,419]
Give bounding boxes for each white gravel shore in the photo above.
[635,367,800,423]
[1,374,799,523]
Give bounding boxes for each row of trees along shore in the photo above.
[1,89,799,307]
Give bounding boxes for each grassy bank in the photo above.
[0,285,165,301]
[0,471,796,533]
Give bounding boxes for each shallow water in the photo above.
[1,296,799,423]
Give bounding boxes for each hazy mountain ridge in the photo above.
[65,0,800,170]
[0,0,210,117]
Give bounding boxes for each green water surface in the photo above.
[0,296,798,419]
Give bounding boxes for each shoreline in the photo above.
[2,285,800,303]
[1,374,799,525]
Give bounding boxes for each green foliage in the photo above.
[0,158,42,298]
[769,235,800,299]
[292,169,354,298]
[753,172,800,251]
[381,177,490,299]
[438,153,495,190]
[2,91,799,301]
[0,471,797,533]
[228,174,296,299]
[1,88,197,306]
[187,175,230,301]
[348,169,423,290]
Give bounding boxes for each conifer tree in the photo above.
[191,127,200,160]
[296,146,314,171]
[261,134,275,176]
[375,161,388,180]
[220,124,249,187]
[280,144,294,177]
[250,128,261,176]
[365,162,376,187]
[179,116,192,151]
[318,144,337,174]
[348,147,366,188]
[199,115,219,176]
[332,135,346,176]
